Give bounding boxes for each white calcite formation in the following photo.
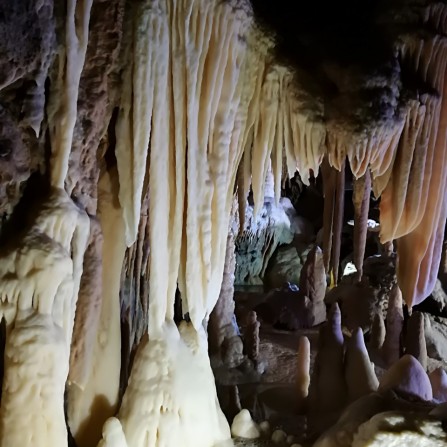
[0,189,90,447]
[353,412,447,447]
[2,0,447,446]
[231,409,260,440]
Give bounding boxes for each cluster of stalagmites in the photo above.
[231,292,447,446]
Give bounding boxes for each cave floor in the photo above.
[214,287,320,446]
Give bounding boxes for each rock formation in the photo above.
[1,0,447,446]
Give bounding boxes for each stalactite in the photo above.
[321,158,336,272]
[330,159,345,284]
[353,170,371,282]
[379,15,447,307]
[47,0,94,189]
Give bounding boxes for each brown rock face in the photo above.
[67,0,125,214]
[0,0,55,215]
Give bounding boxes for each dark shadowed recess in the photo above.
[250,0,388,62]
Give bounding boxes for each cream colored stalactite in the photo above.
[231,28,273,217]
[177,0,216,325]
[271,70,285,204]
[379,96,436,241]
[240,34,273,211]
[394,38,447,307]
[0,189,89,447]
[374,31,447,307]
[115,1,165,246]
[147,0,174,329]
[166,0,187,310]
[103,1,256,446]
[251,66,281,216]
[371,121,406,198]
[180,0,257,325]
[48,0,93,189]
[281,73,298,180]
[67,170,125,447]
[289,101,325,185]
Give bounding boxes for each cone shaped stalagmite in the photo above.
[297,336,311,402]
[310,303,347,413]
[378,355,432,401]
[404,311,427,371]
[382,284,404,367]
[345,328,379,402]
[430,368,447,403]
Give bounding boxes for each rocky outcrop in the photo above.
[235,196,313,286]
[256,246,326,330]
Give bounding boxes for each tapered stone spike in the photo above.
[382,284,404,367]
[378,355,432,401]
[345,327,379,402]
[430,367,447,403]
[296,336,310,401]
[309,303,347,413]
[404,311,427,371]
[369,312,386,352]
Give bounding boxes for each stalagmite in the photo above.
[296,336,311,403]
[382,284,404,367]
[299,245,327,305]
[228,385,242,420]
[0,189,89,447]
[352,171,371,282]
[369,312,386,354]
[345,328,379,402]
[231,409,260,439]
[378,355,432,401]
[310,303,347,413]
[430,368,447,403]
[244,311,260,364]
[404,311,427,371]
